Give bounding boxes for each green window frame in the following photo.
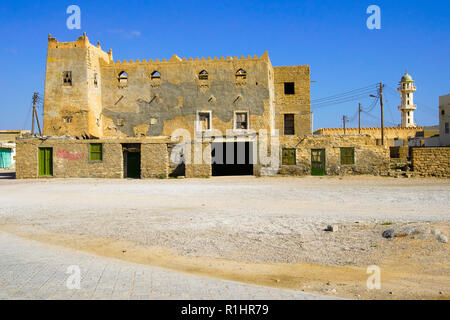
[282,148,296,165]
[89,143,103,161]
[340,147,355,165]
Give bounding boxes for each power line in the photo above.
[312,84,378,103]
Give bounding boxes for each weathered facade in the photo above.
[16,33,394,179]
[278,135,390,176]
[43,33,310,140]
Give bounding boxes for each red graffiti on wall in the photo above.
[56,148,84,161]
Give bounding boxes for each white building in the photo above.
[398,72,417,128]
[439,94,450,146]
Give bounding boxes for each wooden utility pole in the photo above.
[31,92,42,136]
[343,115,347,135]
[380,83,384,146]
[358,103,361,134]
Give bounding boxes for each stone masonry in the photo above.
[411,147,450,178]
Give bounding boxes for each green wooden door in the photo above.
[0,148,12,168]
[126,152,141,179]
[38,148,53,176]
[311,149,326,176]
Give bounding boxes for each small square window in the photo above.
[235,112,248,130]
[197,112,211,131]
[284,82,295,95]
[442,110,445,116]
[284,114,295,135]
[63,71,72,86]
[340,147,355,165]
[89,143,102,161]
[282,148,296,165]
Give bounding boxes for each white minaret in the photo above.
[398,71,417,127]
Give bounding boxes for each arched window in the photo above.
[236,68,247,80]
[118,71,128,86]
[198,70,208,80]
[151,71,161,80]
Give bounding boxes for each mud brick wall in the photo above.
[411,147,450,178]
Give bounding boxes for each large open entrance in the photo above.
[122,144,141,179]
[211,142,253,176]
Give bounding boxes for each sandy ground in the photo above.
[0,175,449,299]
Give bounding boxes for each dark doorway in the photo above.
[122,144,141,179]
[211,142,253,176]
[311,148,326,176]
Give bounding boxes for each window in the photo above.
[118,71,128,87]
[284,114,295,135]
[235,69,247,80]
[282,148,296,165]
[62,116,72,123]
[197,112,211,132]
[445,122,449,134]
[198,70,208,80]
[442,110,445,116]
[151,71,161,79]
[94,73,98,87]
[284,82,295,95]
[340,147,355,165]
[89,143,102,161]
[63,71,72,86]
[235,112,248,130]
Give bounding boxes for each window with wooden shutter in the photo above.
[282,148,296,165]
[340,147,354,165]
[89,143,103,161]
[284,114,295,135]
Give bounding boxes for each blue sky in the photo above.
[0,0,449,130]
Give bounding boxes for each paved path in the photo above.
[0,232,334,300]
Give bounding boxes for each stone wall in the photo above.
[15,137,169,179]
[274,66,311,140]
[411,147,450,178]
[141,143,169,178]
[278,135,390,176]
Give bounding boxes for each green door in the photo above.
[0,148,12,168]
[311,149,326,176]
[126,152,141,179]
[38,147,53,177]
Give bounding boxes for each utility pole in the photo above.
[31,92,42,136]
[343,115,347,135]
[380,83,384,146]
[358,103,361,134]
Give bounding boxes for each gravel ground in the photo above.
[0,176,449,267]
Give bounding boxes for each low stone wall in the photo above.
[411,147,450,178]
[278,135,390,176]
[15,138,169,179]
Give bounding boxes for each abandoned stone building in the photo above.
[16,33,391,179]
